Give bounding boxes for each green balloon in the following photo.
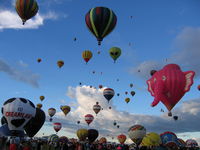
[109,47,121,62]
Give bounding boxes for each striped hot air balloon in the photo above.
[82,50,93,64]
[15,0,39,25]
[53,122,62,133]
[93,102,101,115]
[103,88,115,103]
[85,7,117,45]
[85,114,94,126]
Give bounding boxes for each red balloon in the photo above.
[85,114,94,125]
[117,134,127,144]
[197,85,200,91]
[147,64,195,112]
[53,122,62,132]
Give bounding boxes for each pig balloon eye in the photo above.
[162,76,166,81]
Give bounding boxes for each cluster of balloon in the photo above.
[15,0,39,25]
[93,102,101,115]
[1,97,45,137]
[109,47,121,63]
[82,50,92,64]
[40,96,45,101]
[85,114,94,126]
[103,88,115,103]
[53,122,62,133]
[60,105,71,116]
[48,108,56,122]
[140,132,162,147]
[128,125,146,146]
[160,131,179,148]
[77,128,88,141]
[37,58,42,63]
[85,7,117,45]
[36,103,42,109]
[57,60,64,68]
[88,129,99,143]
[147,64,195,116]
[125,98,130,103]
[117,134,127,144]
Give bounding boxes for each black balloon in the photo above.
[24,108,46,137]
[173,116,178,121]
[87,129,99,143]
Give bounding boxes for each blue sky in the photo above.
[0,0,200,144]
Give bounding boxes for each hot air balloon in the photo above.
[77,129,88,141]
[186,139,198,148]
[24,108,45,137]
[140,132,162,147]
[53,122,62,133]
[150,70,157,76]
[130,83,133,88]
[74,37,77,41]
[99,137,107,144]
[97,51,101,54]
[125,91,128,95]
[109,47,121,63]
[93,102,101,115]
[117,125,120,128]
[36,103,42,109]
[160,109,164,112]
[77,121,80,124]
[15,0,39,25]
[125,98,130,103]
[59,136,69,144]
[130,91,135,96]
[48,134,59,143]
[113,121,117,126]
[99,85,103,89]
[40,96,45,101]
[82,50,92,64]
[109,106,112,109]
[197,85,200,91]
[117,93,120,96]
[37,58,41,63]
[177,138,186,147]
[103,88,115,103]
[160,131,179,147]
[147,64,195,116]
[88,129,99,143]
[2,97,36,136]
[173,116,178,121]
[57,60,64,68]
[117,134,127,144]
[128,125,146,145]
[48,108,56,122]
[85,7,117,45]
[60,105,71,116]
[85,114,94,126]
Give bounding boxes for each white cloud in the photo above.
[0,10,58,30]
[131,27,200,79]
[0,59,40,87]
[45,85,200,143]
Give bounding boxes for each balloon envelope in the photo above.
[128,125,146,145]
[88,129,99,143]
[76,128,88,141]
[24,108,46,137]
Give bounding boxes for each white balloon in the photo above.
[3,98,36,131]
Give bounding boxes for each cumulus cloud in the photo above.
[0,10,58,30]
[46,85,200,142]
[130,27,200,79]
[0,59,39,87]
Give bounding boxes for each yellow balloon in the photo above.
[76,129,88,141]
[37,103,42,109]
[57,60,64,68]
[82,50,93,64]
[125,98,130,103]
[61,105,71,116]
[140,132,161,147]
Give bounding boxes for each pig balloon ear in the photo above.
[150,70,157,76]
[184,71,195,92]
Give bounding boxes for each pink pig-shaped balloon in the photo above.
[147,64,195,112]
